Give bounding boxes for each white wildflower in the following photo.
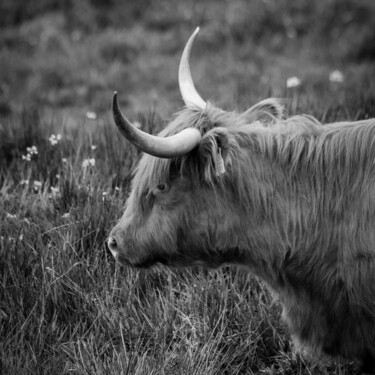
[22,145,38,161]
[20,179,29,185]
[27,146,38,155]
[33,180,42,191]
[49,134,62,145]
[82,158,95,168]
[286,76,301,88]
[329,70,344,83]
[22,154,31,161]
[6,212,17,219]
[115,186,120,191]
[91,145,97,151]
[86,111,97,120]
[61,213,70,219]
[62,158,68,164]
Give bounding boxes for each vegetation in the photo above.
[1,0,374,373]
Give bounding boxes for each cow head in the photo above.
[108,28,284,268]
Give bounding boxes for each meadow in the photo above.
[1,0,375,373]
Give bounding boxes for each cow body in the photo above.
[108,29,375,372]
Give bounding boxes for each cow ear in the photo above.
[240,98,286,126]
[198,128,230,183]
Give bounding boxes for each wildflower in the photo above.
[62,158,68,164]
[27,146,38,155]
[33,180,42,192]
[286,76,301,88]
[61,213,70,219]
[51,186,60,197]
[329,70,344,83]
[115,186,120,191]
[22,145,38,161]
[91,145,97,151]
[49,134,62,146]
[86,111,97,120]
[6,213,17,219]
[20,179,29,186]
[22,154,31,161]
[82,158,96,168]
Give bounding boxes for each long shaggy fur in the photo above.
[111,98,375,371]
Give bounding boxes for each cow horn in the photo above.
[179,27,207,109]
[112,92,202,158]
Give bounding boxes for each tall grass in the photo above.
[0,107,362,374]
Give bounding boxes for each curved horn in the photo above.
[112,92,202,158]
[179,27,207,109]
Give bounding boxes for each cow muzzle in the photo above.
[107,235,119,259]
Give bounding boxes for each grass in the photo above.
[1,0,375,373]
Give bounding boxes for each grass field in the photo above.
[1,0,375,374]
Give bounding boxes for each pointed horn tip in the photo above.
[112,91,119,109]
[190,27,200,40]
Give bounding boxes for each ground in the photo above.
[0,0,375,374]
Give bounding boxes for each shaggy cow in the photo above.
[108,28,375,372]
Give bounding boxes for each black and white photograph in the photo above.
[1,0,375,373]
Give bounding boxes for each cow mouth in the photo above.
[116,252,169,269]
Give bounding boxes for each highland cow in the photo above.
[108,28,375,372]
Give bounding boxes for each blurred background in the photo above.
[1,0,374,125]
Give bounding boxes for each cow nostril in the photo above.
[108,236,118,255]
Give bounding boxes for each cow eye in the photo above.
[156,182,168,193]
